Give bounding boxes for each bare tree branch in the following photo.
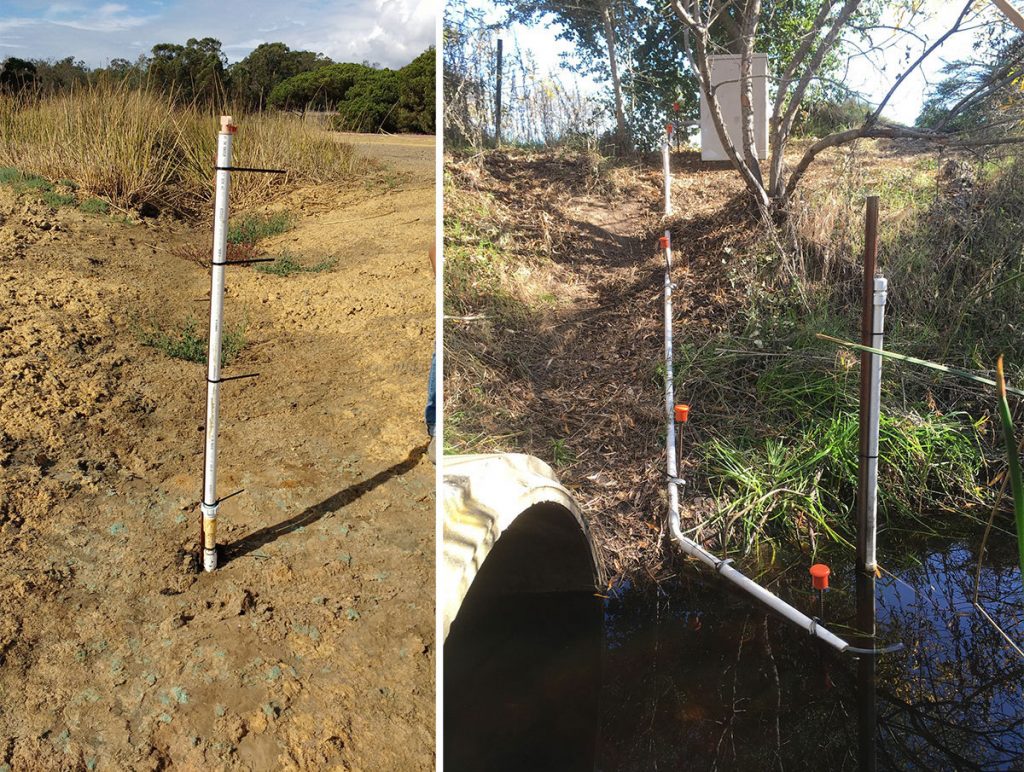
[866,1,974,126]
[769,0,861,197]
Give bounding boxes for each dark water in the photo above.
[445,529,1024,771]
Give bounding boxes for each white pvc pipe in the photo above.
[660,232,851,653]
[864,276,887,572]
[201,116,234,572]
[662,141,672,217]
[664,230,679,513]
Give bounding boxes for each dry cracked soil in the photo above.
[0,133,435,770]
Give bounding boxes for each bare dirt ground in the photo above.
[0,134,435,770]
[333,133,435,179]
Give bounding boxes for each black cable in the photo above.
[214,166,287,174]
[206,373,259,384]
[212,258,276,266]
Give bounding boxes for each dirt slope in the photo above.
[444,148,776,580]
[1,135,435,770]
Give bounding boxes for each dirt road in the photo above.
[1,134,435,769]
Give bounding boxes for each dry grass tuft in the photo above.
[0,83,372,217]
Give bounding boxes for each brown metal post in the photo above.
[857,195,879,571]
[856,195,879,772]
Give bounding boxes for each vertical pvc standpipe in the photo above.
[659,233,851,653]
[662,139,672,217]
[862,276,887,571]
[663,232,680,527]
[201,115,235,572]
[856,196,880,574]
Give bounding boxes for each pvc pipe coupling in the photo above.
[201,501,218,572]
[873,275,887,307]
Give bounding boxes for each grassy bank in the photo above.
[0,83,372,217]
[688,147,1024,552]
[445,143,1021,569]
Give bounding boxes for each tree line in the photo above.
[0,39,435,134]
[446,0,1024,215]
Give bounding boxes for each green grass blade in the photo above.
[816,333,1024,399]
[995,356,1024,586]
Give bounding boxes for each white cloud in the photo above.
[290,0,434,67]
[1,0,434,68]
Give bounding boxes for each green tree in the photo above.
[666,0,1007,216]
[229,42,332,110]
[0,58,38,93]
[32,56,89,93]
[499,0,640,148]
[395,47,436,133]
[627,10,697,150]
[335,69,400,131]
[93,55,148,89]
[330,48,435,133]
[268,62,373,111]
[917,32,1024,137]
[148,37,228,105]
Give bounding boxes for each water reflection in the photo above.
[856,569,877,772]
[445,527,1024,770]
[601,534,1024,770]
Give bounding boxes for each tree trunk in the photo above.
[737,0,764,188]
[599,0,630,149]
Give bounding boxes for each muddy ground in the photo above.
[0,134,435,770]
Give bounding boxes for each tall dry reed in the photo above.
[0,83,369,216]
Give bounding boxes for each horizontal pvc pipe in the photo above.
[667,515,850,651]
[660,231,851,654]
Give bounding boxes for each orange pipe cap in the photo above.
[674,404,689,423]
[659,235,670,249]
[809,563,830,590]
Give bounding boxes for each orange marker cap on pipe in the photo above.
[809,563,830,590]
[674,404,689,423]
[659,235,670,249]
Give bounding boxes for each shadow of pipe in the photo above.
[223,442,428,563]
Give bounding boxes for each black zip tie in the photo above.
[214,166,287,174]
[217,489,244,505]
[207,373,259,384]
[201,489,245,507]
[212,258,276,266]
[715,558,735,574]
[667,475,686,485]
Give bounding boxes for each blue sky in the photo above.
[462,0,1000,127]
[0,0,434,68]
